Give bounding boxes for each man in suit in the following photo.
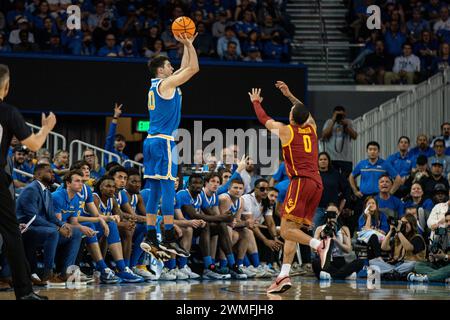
[16,163,82,286]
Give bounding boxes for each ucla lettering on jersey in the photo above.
[148,78,182,137]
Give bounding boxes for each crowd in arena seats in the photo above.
[1,106,449,289]
[0,0,294,63]
[342,0,450,84]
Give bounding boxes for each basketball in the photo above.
[171,16,196,38]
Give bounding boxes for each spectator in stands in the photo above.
[97,33,120,57]
[263,30,289,62]
[387,136,414,198]
[88,0,109,32]
[9,15,35,44]
[403,182,434,214]
[222,40,241,61]
[35,17,57,51]
[419,159,449,199]
[119,38,138,57]
[433,6,450,33]
[142,26,162,55]
[78,31,96,56]
[376,174,405,219]
[384,20,407,58]
[425,184,449,229]
[260,15,279,41]
[412,210,450,283]
[350,141,402,199]
[358,196,389,259]
[217,26,241,59]
[212,11,231,39]
[431,122,450,149]
[427,184,449,236]
[32,1,52,30]
[385,43,420,84]
[210,0,232,20]
[12,145,33,190]
[92,15,117,50]
[141,4,160,30]
[117,5,142,39]
[82,149,106,183]
[0,11,4,32]
[234,0,256,21]
[104,103,129,165]
[349,0,373,41]
[240,157,259,194]
[410,134,435,161]
[321,105,357,177]
[160,24,178,58]
[48,33,63,54]
[36,148,51,163]
[0,32,11,52]
[6,0,30,29]
[314,152,350,229]
[424,0,443,22]
[194,22,214,57]
[12,29,39,52]
[413,30,439,77]
[313,203,364,280]
[16,164,80,285]
[235,9,259,41]
[371,213,427,280]
[431,43,450,75]
[51,149,69,184]
[355,40,394,84]
[405,155,431,189]
[242,30,262,55]
[144,39,168,59]
[428,139,450,177]
[243,45,263,62]
[406,9,430,42]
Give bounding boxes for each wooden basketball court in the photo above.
[0,276,449,300]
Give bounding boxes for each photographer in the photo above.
[312,204,365,280]
[369,213,427,280]
[411,211,450,282]
[321,106,358,178]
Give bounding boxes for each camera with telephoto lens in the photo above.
[321,211,337,239]
[388,216,399,227]
[430,227,448,254]
[335,113,344,122]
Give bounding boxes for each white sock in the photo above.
[309,238,321,250]
[279,264,291,278]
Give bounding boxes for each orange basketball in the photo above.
[171,16,196,38]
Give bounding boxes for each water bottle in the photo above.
[367,265,381,289]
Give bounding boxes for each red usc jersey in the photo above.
[282,123,321,184]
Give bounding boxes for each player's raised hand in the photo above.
[41,112,57,131]
[237,154,249,173]
[275,81,292,97]
[113,103,123,118]
[248,88,263,103]
[175,32,198,46]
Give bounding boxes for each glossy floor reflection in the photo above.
[0,278,449,300]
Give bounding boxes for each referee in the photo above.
[0,64,56,300]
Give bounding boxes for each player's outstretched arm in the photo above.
[161,34,199,90]
[248,88,290,139]
[173,38,191,75]
[275,81,316,128]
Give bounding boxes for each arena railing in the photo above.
[122,159,144,174]
[13,168,60,188]
[26,122,67,157]
[352,67,450,165]
[69,140,121,168]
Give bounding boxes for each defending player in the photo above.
[248,83,332,294]
[140,33,199,258]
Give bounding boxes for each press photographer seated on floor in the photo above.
[410,210,450,283]
[368,213,427,281]
[312,203,365,280]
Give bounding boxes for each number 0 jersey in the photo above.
[282,123,321,184]
[147,78,182,137]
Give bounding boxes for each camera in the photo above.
[430,228,447,254]
[321,211,337,239]
[388,216,399,227]
[335,113,344,122]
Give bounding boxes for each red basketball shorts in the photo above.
[281,177,323,226]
